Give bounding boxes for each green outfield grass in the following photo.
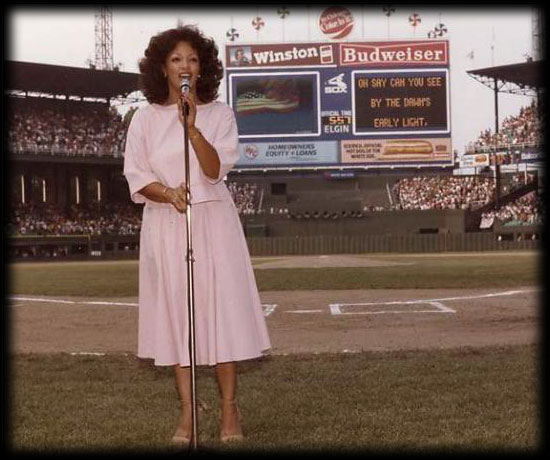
[7,251,541,296]
[9,345,538,452]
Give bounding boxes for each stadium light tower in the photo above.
[95,7,114,70]
[531,7,542,61]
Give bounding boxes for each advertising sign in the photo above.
[341,138,452,165]
[319,6,354,39]
[226,40,451,169]
[459,153,490,168]
[236,141,339,167]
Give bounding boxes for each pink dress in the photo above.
[123,100,271,366]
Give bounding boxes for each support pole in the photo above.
[182,101,199,451]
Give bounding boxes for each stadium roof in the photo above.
[467,60,543,96]
[6,61,141,100]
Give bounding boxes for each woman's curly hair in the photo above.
[138,25,223,104]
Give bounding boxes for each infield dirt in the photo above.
[10,286,539,356]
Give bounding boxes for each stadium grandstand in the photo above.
[465,60,544,159]
[6,55,543,261]
[7,61,143,259]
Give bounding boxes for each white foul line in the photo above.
[10,296,79,305]
[9,296,137,306]
[333,289,538,307]
[9,296,277,317]
[70,352,106,356]
[82,301,138,306]
[285,309,324,314]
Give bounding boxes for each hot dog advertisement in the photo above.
[341,138,452,164]
[459,153,490,168]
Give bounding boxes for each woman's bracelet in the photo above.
[189,127,202,141]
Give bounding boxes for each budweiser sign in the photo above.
[225,40,448,69]
[339,41,448,67]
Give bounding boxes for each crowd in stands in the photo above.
[503,172,536,194]
[8,202,142,236]
[481,191,543,227]
[8,183,262,236]
[8,99,127,157]
[9,94,542,163]
[8,172,540,235]
[392,175,496,211]
[274,173,537,219]
[468,99,543,153]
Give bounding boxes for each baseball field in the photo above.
[7,250,541,453]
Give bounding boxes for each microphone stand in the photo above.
[181,100,199,451]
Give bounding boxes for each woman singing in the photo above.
[123,25,271,445]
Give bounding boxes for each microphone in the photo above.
[180,74,191,94]
[180,74,191,116]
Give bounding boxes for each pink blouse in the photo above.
[123,100,239,206]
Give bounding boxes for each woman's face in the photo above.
[163,41,200,100]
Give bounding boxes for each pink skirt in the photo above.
[137,198,271,366]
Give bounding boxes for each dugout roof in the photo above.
[6,61,140,100]
[467,60,543,95]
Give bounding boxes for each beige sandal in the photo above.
[171,398,208,445]
[219,399,244,443]
[170,429,191,445]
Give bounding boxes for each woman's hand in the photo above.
[177,92,197,130]
[165,183,190,213]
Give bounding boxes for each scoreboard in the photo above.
[353,70,449,134]
[226,40,452,170]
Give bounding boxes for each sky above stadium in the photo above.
[8,6,538,155]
